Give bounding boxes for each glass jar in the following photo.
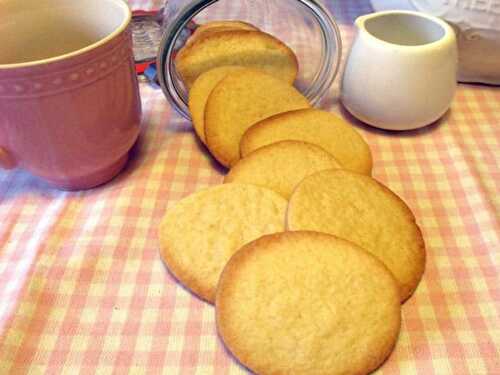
[157,0,342,119]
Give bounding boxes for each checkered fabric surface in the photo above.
[1,0,499,374]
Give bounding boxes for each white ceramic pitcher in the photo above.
[341,10,458,131]
[370,0,500,85]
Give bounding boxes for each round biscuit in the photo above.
[287,169,426,302]
[216,231,401,375]
[159,184,287,304]
[189,66,247,144]
[205,69,310,167]
[224,140,341,199]
[240,108,373,174]
[175,30,299,88]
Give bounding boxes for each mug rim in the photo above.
[0,0,131,70]
[355,10,455,50]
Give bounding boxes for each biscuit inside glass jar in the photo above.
[175,27,299,89]
[158,0,342,118]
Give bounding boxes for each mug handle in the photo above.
[0,147,16,169]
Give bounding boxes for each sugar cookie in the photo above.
[224,140,341,199]
[159,184,287,303]
[205,69,310,167]
[287,169,426,302]
[216,231,401,375]
[189,66,247,144]
[185,21,259,47]
[241,108,373,174]
[176,30,298,88]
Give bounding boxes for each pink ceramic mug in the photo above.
[0,0,141,190]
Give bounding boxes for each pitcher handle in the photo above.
[0,147,16,169]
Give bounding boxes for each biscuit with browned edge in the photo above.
[195,20,258,32]
[189,66,247,144]
[224,140,341,199]
[240,108,373,174]
[159,184,287,304]
[216,231,401,375]
[287,169,426,302]
[185,20,259,46]
[205,69,310,167]
[175,30,298,88]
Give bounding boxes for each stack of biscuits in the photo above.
[159,21,426,375]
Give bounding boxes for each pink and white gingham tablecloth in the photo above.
[1,0,499,373]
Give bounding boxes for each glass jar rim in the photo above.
[157,0,343,119]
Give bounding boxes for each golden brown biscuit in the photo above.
[240,108,373,174]
[185,21,259,47]
[175,30,299,88]
[158,184,287,303]
[195,20,259,33]
[287,169,426,302]
[224,140,341,199]
[216,231,401,375]
[205,69,310,167]
[189,66,247,144]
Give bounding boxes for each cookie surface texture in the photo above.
[159,184,287,303]
[189,66,247,144]
[176,30,298,88]
[216,231,401,375]
[205,69,310,167]
[241,108,373,174]
[287,169,426,302]
[224,140,341,199]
